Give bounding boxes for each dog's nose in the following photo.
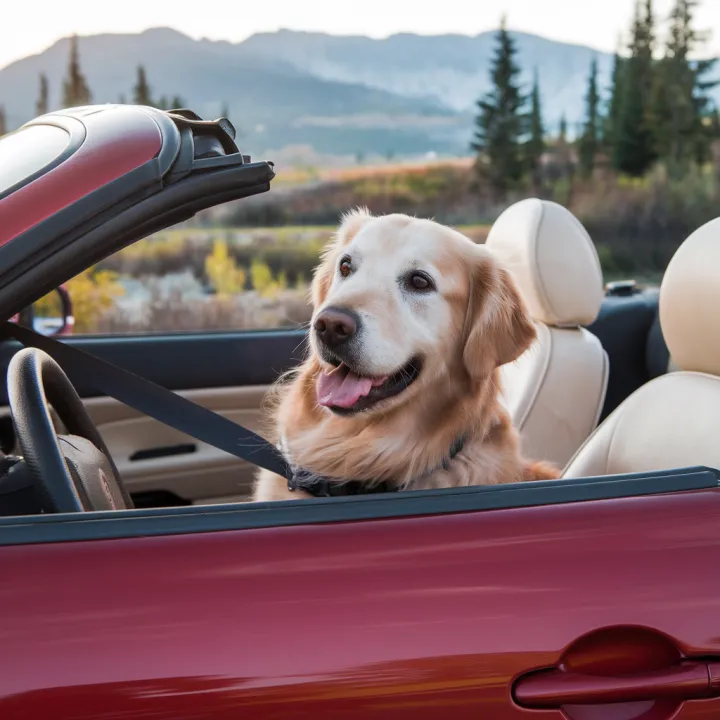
[314,307,358,348]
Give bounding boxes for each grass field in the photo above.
[268,157,474,188]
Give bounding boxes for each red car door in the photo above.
[0,470,719,720]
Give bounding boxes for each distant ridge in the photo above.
[1,27,716,157]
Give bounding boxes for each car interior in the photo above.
[0,103,702,517]
[0,197,695,516]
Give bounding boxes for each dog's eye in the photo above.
[339,257,352,278]
[406,271,434,292]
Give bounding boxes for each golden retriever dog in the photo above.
[253,209,559,502]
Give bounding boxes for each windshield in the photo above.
[0,124,71,197]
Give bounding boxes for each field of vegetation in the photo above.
[226,157,720,273]
[46,152,719,335]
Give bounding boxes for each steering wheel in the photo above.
[7,348,133,512]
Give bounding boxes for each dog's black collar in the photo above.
[287,434,466,498]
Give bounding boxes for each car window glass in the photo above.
[0,125,71,195]
[34,210,318,335]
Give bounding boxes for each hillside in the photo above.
[2,27,717,157]
[0,28,462,157]
[239,29,618,129]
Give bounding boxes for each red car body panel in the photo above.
[1,490,719,719]
[0,107,162,248]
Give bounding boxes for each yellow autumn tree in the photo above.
[250,258,277,297]
[205,239,246,296]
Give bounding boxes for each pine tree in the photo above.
[648,0,718,173]
[133,65,153,106]
[471,16,526,195]
[579,57,601,178]
[710,107,720,141]
[156,95,184,111]
[558,114,568,143]
[220,102,230,119]
[0,106,7,136]
[604,43,625,152]
[36,74,49,117]
[524,70,545,185]
[613,0,657,175]
[117,94,127,104]
[62,35,92,108]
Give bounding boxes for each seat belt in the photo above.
[0,322,292,481]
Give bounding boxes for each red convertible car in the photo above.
[1,104,720,720]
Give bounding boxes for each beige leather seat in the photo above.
[486,199,609,469]
[564,216,720,477]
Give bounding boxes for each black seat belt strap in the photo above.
[1,322,292,480]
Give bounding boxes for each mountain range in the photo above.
[1,27,717,158]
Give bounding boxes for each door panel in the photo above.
[1,489,719,719]
[0,386,272,504]
[0,330,300,503]
[84,386,270,503]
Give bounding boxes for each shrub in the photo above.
[95,288,311,334]
[205,239,247,295]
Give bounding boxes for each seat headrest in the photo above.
[660,217,720,376]
[485,199,604,327]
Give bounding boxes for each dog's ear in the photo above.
[310,207,373,308]
[463,254,536,380]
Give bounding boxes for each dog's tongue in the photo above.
[317,365,386,409]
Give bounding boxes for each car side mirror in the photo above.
[51,285,75,336]
[11,286,75,337]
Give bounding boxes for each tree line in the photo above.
[60,35,187,111]
[472,0,719,194]
[0,35,232,135]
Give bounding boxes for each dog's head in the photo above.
[309,209,536,416]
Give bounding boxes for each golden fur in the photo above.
[253,209,559,502]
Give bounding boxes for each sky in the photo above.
[2,0,719,71]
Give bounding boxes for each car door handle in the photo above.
[129,443,197,461]
[513,661,720,708]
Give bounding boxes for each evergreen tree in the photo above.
[710,107,720,141]
[220,102,230,119]
[613,0,657,176]
[0,106,7,136]
[524,70,545,184]
[117,94,127,104]
[579,57,601,178]
[133,65,153,106]
[471,16,526,194]
[156,95,185,111]
[62,35,92,108]
[36,73,49,117]
[558,114,568,143]
[604,46,624,152]
[648,0,718,172]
